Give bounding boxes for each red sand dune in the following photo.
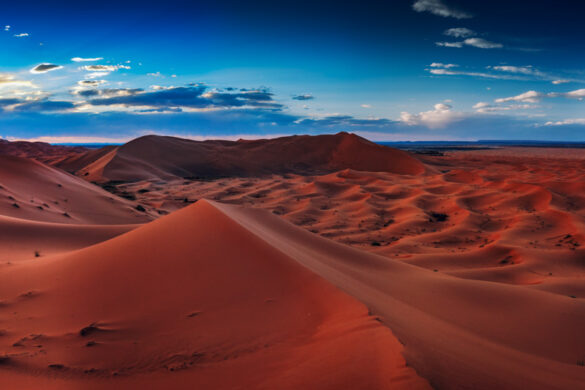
[0,155,155,225]
[56,132,426,182]
[0,200,430,390]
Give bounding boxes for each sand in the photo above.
[1,136,585,389]
[0,200,429,390]
[0,155,155,225]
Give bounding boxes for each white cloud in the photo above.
[444,27,475,38]
[436,38,503,49]
[463,38,503,49]
[562,89,585,99]
[490,65,543,76]
[495,90,542,103]
[544,118,585,126]
[436,41,464,48]
[71,57,104,62]
[147,72,162,77]
[13,33,29,38]
[412,0,472,19]
[400,102,463,129]
[430,62,458,68]
[496,88,585,104]
[473,101,537,113]
[4,25,10,31]
[473,102,490,110]
[81,64,130,72]
[428,68,518,80]
[84,72,110,79]
[552,79,570,85]
[360,104,371,108]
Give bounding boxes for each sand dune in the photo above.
[56,132,425,182]
[0,155,155,224]
[2,140,585,389]
[0,200,430,390]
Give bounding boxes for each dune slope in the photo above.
[0,200,430,390]
[0,155,155,224]
[0,216,137,261]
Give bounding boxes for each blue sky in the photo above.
[1,0,585,142]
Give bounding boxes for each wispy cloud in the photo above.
[495,90,543,103]
[544,118,585,126]
[443,27,475,38]
[81,64,130,72]
[435,41,464,48]
[71,57,104,62]
[436,37,503,49]
[428,68,519,80]
[489,65,544,76]
[473,101,537,113]
[412,0,472,19]
[429,63,572,83]
[463,37,502,49]
[496,88,585,103]
[430,62,458,68]
[13,33,29,38]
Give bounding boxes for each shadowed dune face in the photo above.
[0,200,430,390]
[55,132,426,182]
